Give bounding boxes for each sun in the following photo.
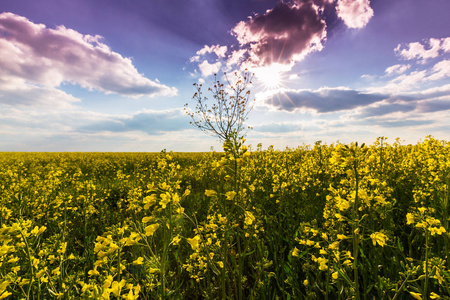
[254,63,288,90]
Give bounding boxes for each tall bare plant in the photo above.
[184,69,254,141]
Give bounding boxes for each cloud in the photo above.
[263,87,386,113]
[336,0,374,29]
[369,60,450,94]
[384,64,411,76]
[395,37,450,62]
[231,0,327,67]
[0,107,213,151]
[358,102,416,117]
[354,85,450,118]
[427,59,450,81]
[253,122,304,133]
[363,118,434,128]
[197,45,228,58]
[417,98,450,113]
[198,60,221,77]
[79,109,191,135]
[0,78,79,108]
[0,12,176,104]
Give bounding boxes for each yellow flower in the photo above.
[159,192,171,208]
[406,213,415,225]
[205,190,217,197]
[142,216,154,223]
[144,223,159,236]
[0,291,12,299]
[409,292,422,300]
[88,267,99,276]
[332,272,339,280]
[187,235,201,251]
[172,193,180,205]
[337,234,347,240]
[370,232,388,247]
[31,226,40,235]
[306,240,315,247]
[111,280,126,296]
[132,257,144,265]
[244,211,255,226]
[171,235,182,245]
[430,292,441,299]
[225,191,236,200]
[329,241,339,250]
[143,194,157,209]
[7,256,19,264]
[303,279,309,286]
[292,247,301,257]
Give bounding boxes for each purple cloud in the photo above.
[231,0,327,67]
[0,12,176,101]
[263,87,386,113]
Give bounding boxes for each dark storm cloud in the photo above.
[265,87,387,113]
[232,0,327,66]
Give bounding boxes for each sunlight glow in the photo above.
[254,63,290,90]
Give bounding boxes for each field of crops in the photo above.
[0,136,449,299]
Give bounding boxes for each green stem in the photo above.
[423,230,429,300]
[19,227,34,300]
[352,161,360,300]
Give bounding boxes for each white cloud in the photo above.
[0,79,79,108]
[395,38,450,62]
[385,64,411,76]
[336,0,374,29]
[427,59,450,81]
[0,12,177,107]
[196,45,228,58]
[198,60,221,77]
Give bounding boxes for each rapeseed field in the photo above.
[0,136,449,299]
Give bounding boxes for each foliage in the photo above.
[0,136,449,299]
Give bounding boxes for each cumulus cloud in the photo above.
[232,0,326,67]
[0,12,176,105]
[198,60,221,77]
[263,87,386,113]
[197,45,228,58]
[190,0,375,78]
[336,0,374,29]
[395,37,450,62]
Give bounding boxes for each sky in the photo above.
[0,0,449,151]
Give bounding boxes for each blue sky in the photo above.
[0,0,449,151]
